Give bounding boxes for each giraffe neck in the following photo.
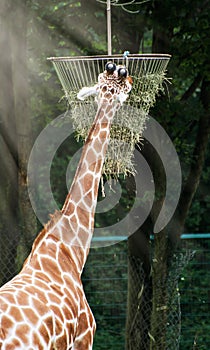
[59,100,117,269]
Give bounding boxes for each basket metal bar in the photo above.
[48,53,171,61]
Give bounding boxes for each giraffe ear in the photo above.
[77,85,98,100]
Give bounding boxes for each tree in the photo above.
[0,0,19,284]
[126,0,210,348]
[0,0,37,283]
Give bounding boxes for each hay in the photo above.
[67,71,168,179]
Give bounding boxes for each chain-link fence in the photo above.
[125,253,193,350]
[0,235,210,349]
[83,236,210,350]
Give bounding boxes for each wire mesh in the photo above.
[48,54,171,96]
[48,54,171,178]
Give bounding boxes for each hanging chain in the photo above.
[96,0,151,54]
[96,0,150,14]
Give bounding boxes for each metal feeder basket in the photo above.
[48,54,171,178]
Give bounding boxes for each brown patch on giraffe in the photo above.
[38,240,56,256]
[32,332,41,348]
[32,298,49,317]
[16,324,30,343]
[76,206,89,228]
[47,229,60,243]
[1,315,13,335]
[100,121,109,129]
[45,315,54,337]
[50,305,64,325]
[10,306,22,322]
[59,217,72,242]
[63,288,78,316]
[34,270,51,284]
[4,339,22,350]
[23,307,39,325]
[93,138,103,154]
[92,123,100,136]
[62,215,71,229]
[104,91,112,100]
[38,322,51,343]
[71,214,78,224]
[63,274,79,297]
[102,85,107,93]
[42,257,63,285]
[15,290,29,306]
[85,148,96,165]
[70,182,83,203]
[105,104,113,114]
[88,160,96,172]
[83,173,94,193]
[74,330,92,349]
[77,312,88,334]
[99,130,108,140]
[0,291,16,306]
[62,201,75,216]
[60,228,71,246]
[62,299,76,321]
[108,109,115,118]
[30,256,42,271]
[84,188,93,205]
[58,243,77,276]
[25,283,47,298]
[54,334,67,350]
[47,291,60,305]
[77,227,91,248]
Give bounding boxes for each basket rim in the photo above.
[47,53,171,62]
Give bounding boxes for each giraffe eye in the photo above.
[105,62,116,73]
[118,67,127,78]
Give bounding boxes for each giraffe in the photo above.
[0,61,132,350]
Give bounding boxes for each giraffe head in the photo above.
[77,61,132,105]
[97,61,132,105]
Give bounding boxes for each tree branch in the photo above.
[180,73,202,101]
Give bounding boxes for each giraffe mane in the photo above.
[30,210,63,256]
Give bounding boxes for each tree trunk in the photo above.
[126,173,152,350]
[0,0,37,286]
[126,140,166,349]
[149,230,169,349]
[126,228,152,350]
[11,0,37,265]
[0,0,19,285]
